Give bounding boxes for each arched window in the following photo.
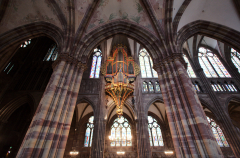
[193,82,201,92]
[155,82,161,92]
[143,82,148,92]
[149,82,154,92]
[139,48,158,78]
[207,116,229,147]
[84,116,94,147]
[198,47,231,78]
[110,116,132,146]
[90,48,102,78]
[231,48,240,73]
[183,54,196,78]
[148,116,164,146]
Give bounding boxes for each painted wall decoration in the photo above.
[86,0,155,34]
[0,0,62,34]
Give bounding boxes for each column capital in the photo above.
[52,53,87,70]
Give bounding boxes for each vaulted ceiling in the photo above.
[0,0,239,52]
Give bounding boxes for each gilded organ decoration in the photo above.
[101,44,140,116]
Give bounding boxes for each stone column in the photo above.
[90,75,107,158]
[134,74,151,158]
[155,55,223,158]
[16,54,86,158]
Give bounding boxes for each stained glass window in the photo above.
[90,48,102,78]
[207,116,229,147]
[20,39,31,48]
[3,62,14,74]
[155,82,161,92]
[183,54,196,78]
[148,116,164,146]
[198,47,231,78]
[139,48,158,78]
[84,116,94,147]
[43,44,58,61]
[110,116,132,146]
[211,82,238,92]
[143,82,148,92]
[231,48,240,73]
[193,82,201,92]
[149,82,154,92]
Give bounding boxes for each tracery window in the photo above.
[183,54,196,78]
[110,116,132,147]
[149,82,154,92]
[198,47,231,78]
[43,44,58,61]
[143,82,148,92]
[90,48,102,78]
[139,48,158,78]
[84,116,94,147]
[148,116,164,146]
[4,62,14,74]
[155,82,161,92]
[211,82,238,92]
[231,48,240,73]
[193,82,201,92]
[20,39,31,48]
[207,116,229,147]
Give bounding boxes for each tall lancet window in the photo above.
[148,116,164,146]
[139,48,158,78]
[198,47,231,78]
[110,116,132,147]
[183,54,196,78]
[207,116,229,147]
[84,116,94,147]
[90,48,102,78]
[231,48,240,73]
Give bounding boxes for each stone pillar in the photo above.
[155,55,223,158]
[16,54,86,158]
[134,73,151,158]
[90,75,107,158]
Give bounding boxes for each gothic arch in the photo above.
[0,94,35,122]
[145,97,164,112]
[177,20,240,54]
[74,21,166,61]
[76,97,96,117]
[0,22,64,55]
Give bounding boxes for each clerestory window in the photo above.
[90,48,102,78]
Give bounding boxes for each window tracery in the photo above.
[149,82,154,92]
[198,47,231,78]
[139,48,158,78]
[20,39,31,48]
[110,116,132,147]
[43,44,58,61]
[231,48,240,73]
[90,48,102,78]
[84,116,94,147]
[148,116,164,146]
[211,81,238,92]
[183,54,196,78]
[207,116,229,147]
[155,82,161,92]
[143,82,148,92]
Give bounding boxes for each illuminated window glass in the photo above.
[139,48,158,78]
[20,39,31,48]
[43,44,58,61]
[110,116,132,147]
[3,62,14,74]
[148,116,164,146]
[155,82,161,92]
[149,82,154,92]
[207,116,229,147]
[193,83,201,92]
[231,48,240,73]
[90,48,102,78]
[143,82,148,92]
[198,47,231,78]
[84,116,94,147]
[183,54,196,78]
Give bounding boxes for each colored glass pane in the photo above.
[231,48,240,73]
[155,82,161,92]
[211,84,217,91]
[149,82,154,92]
[143,82,148,92]
[84,116,94,147]
[183,55,196,78]
[95,56,102,78]
[208,57,225,77]
[148,116,164,146]
[90,56,97,78]
[144,56,152,77]
[150,58,158,78]
[140,56,147,77]
[90,48,102,78]
[111,128,115,146]
[127,127,132,146]
[84,128,90,147]
[213,56,231,77]
[207,116,229,147]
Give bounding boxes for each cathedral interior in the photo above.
[0,0,240,158]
